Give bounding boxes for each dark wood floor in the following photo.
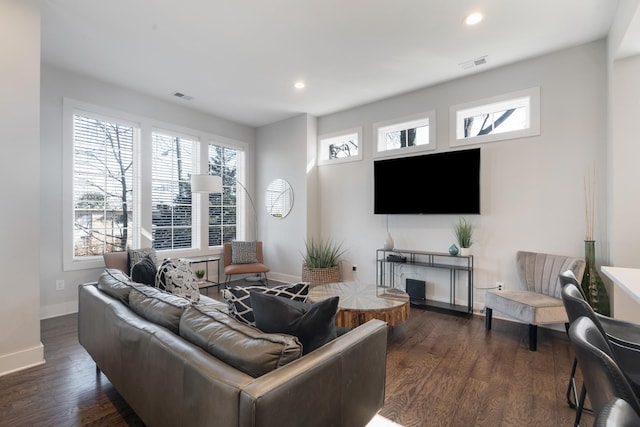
[0,305,592,426]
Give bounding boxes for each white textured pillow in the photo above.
[155,259,200,303]
[231,241,258,264]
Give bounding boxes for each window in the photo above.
[207,144,239,246]
[450,87,540,146]
[72,113,135,257]
[318,127,363,165]
[374,111,436,157]
[151,131,194,250]
[64,99,247,270]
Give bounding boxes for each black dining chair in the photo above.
[568,317,640,423]
[561,280,640,425]
[595,398,640,427]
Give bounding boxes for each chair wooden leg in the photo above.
[529,324,537,351]
[485,308,492,330]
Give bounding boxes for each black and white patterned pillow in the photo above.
[222,282,309,326]
[155,259,200,303]
[231,241,258,264]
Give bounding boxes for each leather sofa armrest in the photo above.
[238,319,388,427]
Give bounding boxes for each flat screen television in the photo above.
[374,148,481,215]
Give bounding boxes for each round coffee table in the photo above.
[308,282,410,328]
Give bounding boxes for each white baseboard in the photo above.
[0,343,45,377]
[40,300,78,320]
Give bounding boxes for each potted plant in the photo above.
[302,238,345,287]
[454,218,474,256]
[195,269,206,280]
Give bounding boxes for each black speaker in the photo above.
[406,278,426,300]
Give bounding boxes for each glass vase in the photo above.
[580,240,610,316]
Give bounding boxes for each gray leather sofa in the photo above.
[78,279,388,427]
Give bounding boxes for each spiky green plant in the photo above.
[302,238,345,268]
[454,218,474,249]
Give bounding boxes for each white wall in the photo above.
[312,41,608,309]
[0,0,44,376]
[609,54,640,268]
[40,64,255,319]
[256,114,314,282]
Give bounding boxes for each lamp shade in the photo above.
[191,174,222,193]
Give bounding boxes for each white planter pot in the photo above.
[459,247,471,257]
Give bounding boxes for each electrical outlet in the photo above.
[496,281,504,290]
[352,265,357,271]
[56,280,65,291]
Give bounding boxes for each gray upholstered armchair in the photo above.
[484,250,585,351]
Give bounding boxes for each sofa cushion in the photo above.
[231,241,258,264]
[128,247,158,274]
[251,291,339,354]
[155,259,200,303]
[129,285,192,334]
[97,268,137,303]
[222,282,309,326]
[179,304,302,378]
[131,254,157,286]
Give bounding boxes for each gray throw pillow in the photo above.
[128,247,158,274]
[131,254,157,286]
[231,241,258,264]
[250,291,339,354]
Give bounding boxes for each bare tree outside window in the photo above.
[73,115,133,257]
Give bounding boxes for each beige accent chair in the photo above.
[103,251,129,274]
[484,250,585,351]
[223,241,270,286]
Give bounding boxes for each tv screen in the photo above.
[374,148,480,215]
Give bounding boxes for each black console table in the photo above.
[376,248,474,316]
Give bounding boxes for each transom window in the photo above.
[374,111,436,157]
[450,87,540,146]
[318,127,363,165]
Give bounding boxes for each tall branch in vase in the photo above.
[581,165,610,315]
[584,167,595,241]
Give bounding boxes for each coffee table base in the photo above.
[308,282,410,328]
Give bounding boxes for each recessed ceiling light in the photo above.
[465,12,483,26]
[294,81,305,89]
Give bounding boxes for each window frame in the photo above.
[373,110,436,158]
[449,87,541,147]
[63,98,248,271]
[318,127,363,165]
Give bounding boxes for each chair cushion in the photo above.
[222,282,309,326]
[231,241,258,264]
[251,291,339,354]
[485,289,567,325]
[102,251,129,274]
[179,304,302,378]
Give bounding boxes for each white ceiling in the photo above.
[41,0,619,128]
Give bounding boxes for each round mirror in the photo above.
[265,179,294,219]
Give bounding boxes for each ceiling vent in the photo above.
[459,55,488,70]
[173,92,193,101]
